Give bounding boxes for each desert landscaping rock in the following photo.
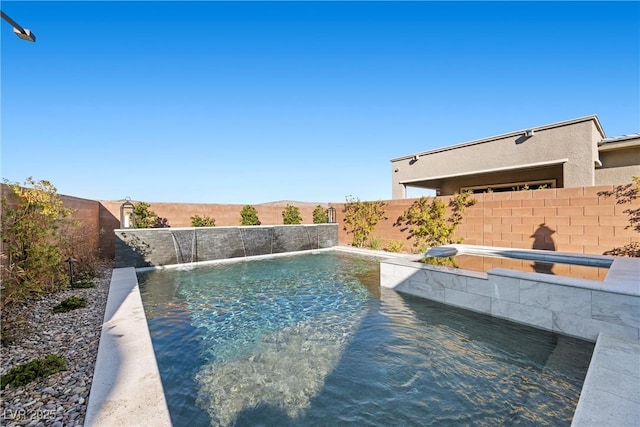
[1,268,111,426]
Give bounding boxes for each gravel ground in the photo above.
[1,267,112,427]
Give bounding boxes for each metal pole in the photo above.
[66,257,76,287]
[1,11,36,42]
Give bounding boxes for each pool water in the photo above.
[138,252,593,426]
[421,255,609,281]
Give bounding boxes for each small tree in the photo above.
[599,176,640,257]
[282,204,302,225]
[132,202,169,228]
[395,191,476,252]
[342,196,387,248]
[1,178,73,306]
[191,214,216,227]
[240,205,260,225]
[312,205,328,224]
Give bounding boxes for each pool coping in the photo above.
[85,267,171,427]
[86,246,639,426]
[571,333,640,426]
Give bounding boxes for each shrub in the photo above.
[240,205,260,225]
[395,191,476,252]
[132,202,169,228]
[191,214,216,227]
[342,196,387,248]
[52,296,87,314]
[1,355,67,390]
[312,205,328,224]
[599,176,639,257]
[71,278,95,289]
[1,178,72,307]
[369,235,382,250]
[385,240,404,253]
[282,204,302,225]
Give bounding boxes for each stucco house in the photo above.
[391,115,640,198]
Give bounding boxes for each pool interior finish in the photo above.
[422,254,609,281]
[138,252,594,427]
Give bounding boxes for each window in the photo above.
[462,179,556,194]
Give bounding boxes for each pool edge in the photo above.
[85,267,171,427]
[571,333,640,426]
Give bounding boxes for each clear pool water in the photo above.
[138,251,593,427]
[422,255,609,281]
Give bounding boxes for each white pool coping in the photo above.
[571,333,640,426]
[85,267,171,427]
[86,247,639,426]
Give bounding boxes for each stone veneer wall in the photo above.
[115,224,338,268]
[380,257,639,342]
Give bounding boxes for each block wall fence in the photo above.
[2,184,639,260]
[332,185,640,256]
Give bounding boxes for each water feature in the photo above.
[170,230,197,264]
[138,252,593,427]
[115,224,338,268]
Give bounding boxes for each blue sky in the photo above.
[2,1,638,204]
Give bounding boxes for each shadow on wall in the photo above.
[99,203,120,259]
[530,223,556,274]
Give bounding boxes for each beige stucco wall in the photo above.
[595,139,640,186]
[391,117,603,198]
[596,165,640,186]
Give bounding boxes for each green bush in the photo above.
[1,354,67,390]
[240,205,260,225]
[71,278,95,289]
[369,235,382,250]
[312,205,328,224]
[52,296,87,313]
[191,214,216,227]
[1,178,73,307]
[395,191,476,253]
[385,240,404,253]
[132,202,169,228]
[282,204,302,225]
[342,197,387,248]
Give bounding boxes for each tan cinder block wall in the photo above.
[98,201,328,228]
[59,195,101,257]
[3,184,637,261]
[335,184,640,256]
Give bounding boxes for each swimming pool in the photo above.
[138,251,593,426]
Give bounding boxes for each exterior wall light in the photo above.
[1,11,36,42]
[327,207,336,223]
[525,130,535,138]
